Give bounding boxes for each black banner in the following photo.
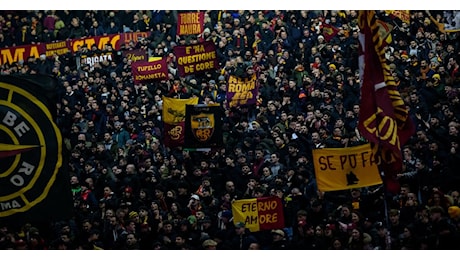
[0,75,73,228]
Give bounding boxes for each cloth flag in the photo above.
[322,23,340,42]
[0,75,73,226]
[131,59,168,84]
[357,11,415,194]
[177,11,205,36]
[385,10,410,24]
[312,144,382,192]
[162,96,199,148]
[231,196,285,232]
[226,74,258,108]
[427,11,460,33]
[184,104,223,149]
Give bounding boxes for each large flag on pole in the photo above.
[357,10,415,194]
[0,75,73,227]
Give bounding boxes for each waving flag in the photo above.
[357,11,415,194]
[427,10,460,33]
[322,23,340,42]
[0,75,73,226]
[385,10,410,24]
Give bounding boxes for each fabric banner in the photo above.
[385,10,410,24]
[322,23,340,42]
[80,52,115,69]
[231,196,285,232]
[312,144,382,192]
[177,11,205,36]
[131,59,168,84]
[358,11,415,193]
[0,31,152,65]
[173,41,218,77]
[427,11,460,33]
[226,74,258,108]
[0,75,73,226]
[162,97,199,147]
[123,49,148,62]
[184,104,223,149]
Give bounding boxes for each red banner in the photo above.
[0,31,152,65]
[174,41,218,77]
[177,11,205,36]
[131,59,168,84]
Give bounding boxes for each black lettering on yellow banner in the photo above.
[312,144,382,191]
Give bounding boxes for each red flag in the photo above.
[322,23,339,42]
[357,11,415,194]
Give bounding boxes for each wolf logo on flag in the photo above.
[185,104,222,149]
[191,113,215,142]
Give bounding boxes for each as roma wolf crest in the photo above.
[190,113,215,142]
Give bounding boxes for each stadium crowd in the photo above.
[0,10,460,250]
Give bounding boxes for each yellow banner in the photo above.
[312,144,382,191]
[162,97,199,124]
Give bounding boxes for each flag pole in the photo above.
[358,10,400,249]
[380,170,392,249]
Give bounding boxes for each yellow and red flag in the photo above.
[427,10,460,33]
[231,196,285,232]
[162,96,199,148]
[322,23,340,42]
[357,11,415,194]
[385,10,410,24]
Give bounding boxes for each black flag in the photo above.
[0,74,73,229]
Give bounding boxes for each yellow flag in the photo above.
[162,96,199,124]
[312,144,382,192]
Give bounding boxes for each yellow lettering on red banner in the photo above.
[362,107,399,147]
[0,47,39,65]
[178,12,203,35]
